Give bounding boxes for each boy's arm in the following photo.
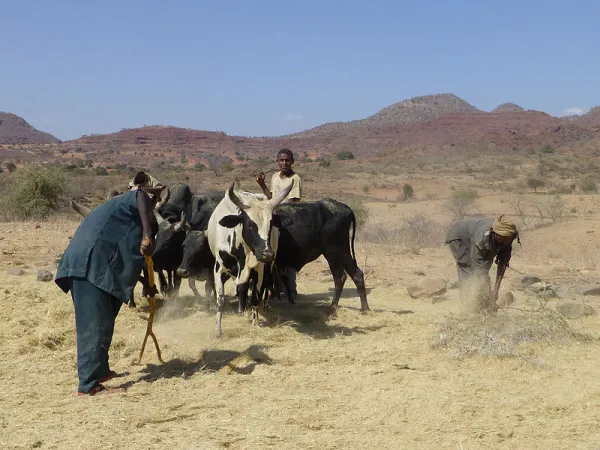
[255,172,272,199]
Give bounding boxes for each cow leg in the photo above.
[128,294,137,308]
[269,265,283,302]
[173,272,182,297]
[236,282,248,314]
[215,269,228,337]
[140,267,149,297]
[189,278,201,298]
[341,253,370,312]
[158,271,168,295]
[204,271,216,300]
[325,253,348,315]
[250,267,265,326]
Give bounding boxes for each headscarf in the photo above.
[492,214,517,237]
[128,171,165,199]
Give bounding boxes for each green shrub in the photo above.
[5,162,17,172]
[402,183,414,200]
[540,145,556,154]
[336,151,355,160]
[95,166,109,176]
[2,166,68,220]
[580,179,598,194]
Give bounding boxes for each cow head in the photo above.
[177,230,210,278]
[218,183,292,263]
[152,211,189,261]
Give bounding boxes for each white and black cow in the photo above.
[207,182,292,336]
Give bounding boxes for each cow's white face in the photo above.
[218,184,291,263]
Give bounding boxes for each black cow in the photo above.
[178,198,370,314]
[273,198,370,313]
[151,184,224,297]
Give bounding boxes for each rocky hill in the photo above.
[491,103,525,113]
[290,93,482,138]
[0,112,60,144]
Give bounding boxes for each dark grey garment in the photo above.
[445,216,512,309]
[445,216,512,276]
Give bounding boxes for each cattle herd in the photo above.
[72,182,370,336]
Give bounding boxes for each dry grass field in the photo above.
[3,161,600,449]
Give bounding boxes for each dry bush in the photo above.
[431,308,594,359]
[529,195,565,225]
[1,166,68,220]
[507,195,528,225]
[360,212,446,253]
[443,189,478,221]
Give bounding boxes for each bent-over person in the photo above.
[55,175,165,396]
[445,215,519,312]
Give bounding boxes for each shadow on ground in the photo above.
[135,345,273,383]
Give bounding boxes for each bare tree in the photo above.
[507,195,528,226]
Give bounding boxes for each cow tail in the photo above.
[350,210,357,263]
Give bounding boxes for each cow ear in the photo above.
[219,214,243,228]
[272,214,292,228]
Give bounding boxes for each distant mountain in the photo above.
[290,93,482,138]
[575,106,600,130]
[491,103,525,113]
[0,112,60,144]
[4,93,600,169]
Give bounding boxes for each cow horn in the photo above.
[227,183,248,211]
[71,199,91,217]
[153,210,166,225]
[271,183,293,207]
[155,185,170,210]
[173,211,188,232]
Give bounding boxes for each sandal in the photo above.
[77,384,126,397]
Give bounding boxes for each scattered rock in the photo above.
[527,282,558,297]
[2,250,14,255]
[432,295,448,305]
[414,271,425,276]
[555,302,597,319]
[35,223,41,229]
[511,274,542,290]
[497,291,515,307]
[575,283,600,296]
[447,280,459,290]
[37,270,54,282]
[7,268,25,276]
[407,278,447,299]
[555,286,584,301]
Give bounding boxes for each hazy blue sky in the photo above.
[1,0,598,140]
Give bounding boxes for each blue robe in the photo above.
[56,190,145,302]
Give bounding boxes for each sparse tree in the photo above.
[527,178,544,192]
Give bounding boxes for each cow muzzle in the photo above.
[176,268,190,279]
[259,249,274,263]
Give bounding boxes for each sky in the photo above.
[1,0,599,141]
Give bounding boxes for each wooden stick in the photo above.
[137,256,164,364]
